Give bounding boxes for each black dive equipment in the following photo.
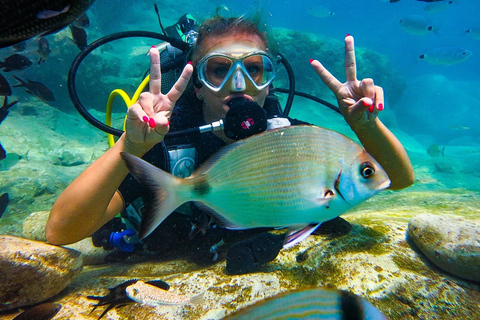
[67,11,341,139]
[165,97,267,140]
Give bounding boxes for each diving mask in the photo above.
[197,51,277,92]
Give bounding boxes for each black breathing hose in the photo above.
[67,31,190,136]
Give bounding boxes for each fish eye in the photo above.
[360,162,375,179]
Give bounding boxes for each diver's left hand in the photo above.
[310,35,384,128]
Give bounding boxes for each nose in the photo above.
[231,69,246,92]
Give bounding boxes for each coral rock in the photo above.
[408,213,480,283]
[0,235,83,311]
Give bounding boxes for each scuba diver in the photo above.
[46,13,414,273]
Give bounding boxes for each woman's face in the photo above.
[195,33,271,141]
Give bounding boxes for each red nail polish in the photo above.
[362,100,371,107]
[369,105,374,113]
[142,116,149,122]
[309,59,314,63]
[164,120,170,127]
[188,61,192,65]
[151,45,156,48]
[378,103,384,111]
[346,34,351,37]
[149,118,155,128]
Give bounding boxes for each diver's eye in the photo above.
[360,162,375,179]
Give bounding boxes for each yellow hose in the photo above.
[105,75,151,147]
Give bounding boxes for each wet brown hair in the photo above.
[190,15,275,65]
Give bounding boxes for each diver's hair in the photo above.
[191,15,275,64]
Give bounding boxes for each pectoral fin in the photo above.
[284,223,321,249]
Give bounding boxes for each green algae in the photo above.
[331,223,390,255]
[391,252,428,274]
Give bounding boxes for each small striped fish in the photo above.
[125,281,203,306]
[223,287,389,320]
[121,125,390,246]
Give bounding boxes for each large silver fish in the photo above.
[121,125,390,247]
[223,287,388,320]
[419,46,473,65]
[0,0,95,48]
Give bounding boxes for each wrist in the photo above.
[349,117,380,137]
[120,134,155,156]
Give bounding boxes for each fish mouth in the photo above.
[376,179,391,190]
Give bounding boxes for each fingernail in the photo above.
[188,61,193,65]
[151,45,156,48]
[142,116,149,122]
[362,100,371,107]
[149,118,155,128]
[164,120,170,127]
[346,33,351,37]
[369,105,374,113]
[378,103,384,111]
[309,59,314,63]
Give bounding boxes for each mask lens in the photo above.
[203,56,233,88]
[243,54,274,87]
[198,52,276,91]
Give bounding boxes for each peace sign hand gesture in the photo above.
[310,35,384,128]
[125,47,193,152]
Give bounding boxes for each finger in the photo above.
[374,85,384,112]
[166,63,194,102]
[138,92,155,118]
[149,47,162,96]
[359,78,375,100]
[127,102,148,122]
[344,35,357,82]
[310,59,342,93]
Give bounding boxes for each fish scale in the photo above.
[121,125,390,240]
[192,127,361,227]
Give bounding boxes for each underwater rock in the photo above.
[51,149,86,166]
[22,210,109,265]
[408,213,480,283]
[0,235,83,311]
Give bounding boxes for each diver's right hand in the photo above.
[124,47,193,152]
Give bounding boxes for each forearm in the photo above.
[351,118,414,190]
[46,134,153,245]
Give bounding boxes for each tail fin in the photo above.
[120,152,186,239]
[12,75,26,88]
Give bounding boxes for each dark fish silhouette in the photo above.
[0,143,5,161]
[0,97,18,124]
[0,54,32,72]
[0,0,96,48]
[88,279,170,319]
[0,74,12,96]
[0,193,8,218]
[69,25,88,50]
[37,37,51,64]
[13,76,55,102]
[12,302,61,320]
